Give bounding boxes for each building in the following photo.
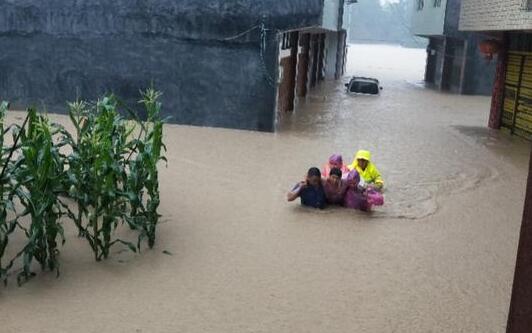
[411,0,496,95]
[0,0,349,132]
[459,2,532,331]
[277,0,351,113]
[460,0,532,141]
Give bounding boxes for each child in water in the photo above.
[287,167,327,209]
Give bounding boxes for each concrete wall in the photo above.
[444,0,465,38]
[460,0,532,31]
[462,35,497,95]
[427,37,446,88]
[0,0,324,132]
[411,0,448,36]
[322,0,341,31]
[445,0,496,95]
[324,32,339,80]
[342,1,351,31]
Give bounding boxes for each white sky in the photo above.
[380,0,400,4]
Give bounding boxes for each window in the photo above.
[417,0,424,11]
[433,0,442,7]
[522,0,532,10]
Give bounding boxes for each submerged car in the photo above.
[345,77,382,95]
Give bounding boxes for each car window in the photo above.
[350,81,379,94]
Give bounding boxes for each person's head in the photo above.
[346,170,360,189]
[328,154,343,169]
[355,150,371,171]
[357,159,369,170]
[328,167,342,185]
[306,167,322,187]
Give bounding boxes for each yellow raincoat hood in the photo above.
[348,150,384,188]
[355,150,371,161]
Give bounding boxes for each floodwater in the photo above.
[1,44,531,332]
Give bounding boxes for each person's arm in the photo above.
[287,181,306,202]
[370,165,384,190]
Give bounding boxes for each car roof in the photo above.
[349,76,379,84]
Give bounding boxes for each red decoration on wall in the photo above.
[479,40,501,60]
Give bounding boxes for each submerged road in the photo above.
[1,44,530,332]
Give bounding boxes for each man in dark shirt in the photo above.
[286,167,327,209]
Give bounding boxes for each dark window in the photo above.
[349,81,379,94]
[524,0,532,10]
[433,0,441,7]
[417,0,424,10]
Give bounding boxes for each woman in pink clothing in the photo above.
[343,170,384,212]
[343,170,369,211]
[322,154,349,179]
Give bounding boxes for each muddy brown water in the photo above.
[1,44,530,332]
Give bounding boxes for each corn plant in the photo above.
[125,89,166,249]
[11,108,66,284]
[65,97,136,261]
[0,89,166,286]
[0,102,18,284]
[63,100,90,236]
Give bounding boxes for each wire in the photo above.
[259,22,278,87]
[216,18,279,87]
[222,25,261,41]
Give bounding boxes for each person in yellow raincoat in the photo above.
[348,150,384,190]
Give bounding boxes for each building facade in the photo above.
[0,0,348,132]
[412,0,496,95]
[460,0,532,31]
[460,0,532,141]
[276,0,350,114]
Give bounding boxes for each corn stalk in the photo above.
[11,109,66,284]
[0,102,18,284]
[125,89,166,249]
[65,97,136,261]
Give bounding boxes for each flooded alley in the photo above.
[1,44,531,332]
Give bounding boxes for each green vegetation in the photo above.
[12,109,67,284]
[0,90,166,285]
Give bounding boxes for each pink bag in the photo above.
[366,190,384,206]
[344,189,369,211]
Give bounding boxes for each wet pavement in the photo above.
[1,44,531,332]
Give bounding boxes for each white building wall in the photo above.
[460,0,532,31]
[322,0,341,31]
[411,0,448,36]
[342,2,351,31]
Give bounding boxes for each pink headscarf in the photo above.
[329,154,343,165]
[323,154,349,179]
[343,170,367,211]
